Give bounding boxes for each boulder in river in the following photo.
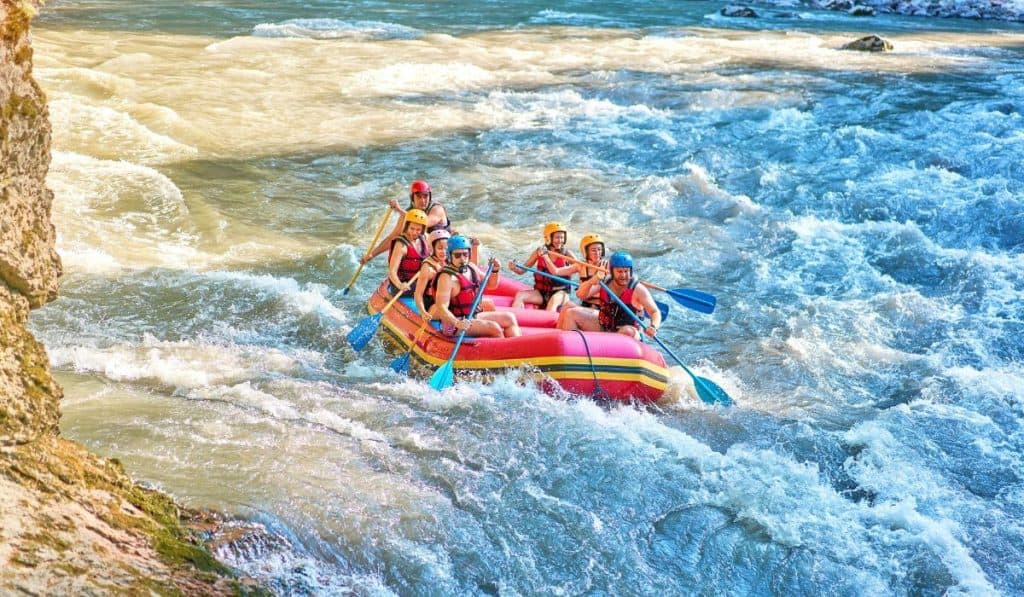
[841,35,893,52]
[720,5,759,17]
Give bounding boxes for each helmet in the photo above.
[609,251,633,271]
[447,235,472,257]
[579,233,605,257]
[404,209,428,230]
[427,229,451,246]
[543,222,568,246]
[409,180,432,198]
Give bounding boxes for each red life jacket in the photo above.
[436,265,480,318]
[598,277,641,331]
[390,235,427,284]
[533,250,569,293]
[420,256,445,311]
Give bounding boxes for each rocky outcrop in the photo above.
[762,0,1024,21]
[720,5,760,17]
[841,34,894,51]
[1,2,249,593]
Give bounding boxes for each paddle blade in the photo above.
[429,361,454,391]
[694,375,732,406]
[346,313,382,351]
[389,352,411,374]
[654,299,670,320]
[668,288,716,314]
[342,286,352,296]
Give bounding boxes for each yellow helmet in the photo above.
[579,233,605,256]
[542,222,568,246]
[404,209,428,229]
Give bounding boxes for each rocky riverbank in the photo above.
[1,2,252,593]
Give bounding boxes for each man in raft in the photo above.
[363,180,454,265]
[556,251,661,341]
[432,235,521,338]
[386,209,429,297]
[508,222,577,311]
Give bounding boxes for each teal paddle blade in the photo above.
[346,312,382,351]
[693,373,732,406]
[429,361,454,390]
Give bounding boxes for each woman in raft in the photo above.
[414,229,450,320]
[386,209,429,297]
[432,236,521,338]
[508,222,577,311]
[363,179,453,265]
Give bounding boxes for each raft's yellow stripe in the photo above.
[378,317,668,390]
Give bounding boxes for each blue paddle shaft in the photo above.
[430,263,496,389]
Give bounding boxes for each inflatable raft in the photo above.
[366,278,669,402]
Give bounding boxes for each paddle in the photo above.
[428,263,495,391]
[514,262,670,321]
[597,280,732,406]
[343,206,392,296]
[389,322,429,374]
[346,271,421,351]
[548,250,716,314]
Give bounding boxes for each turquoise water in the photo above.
[32,1,1024,594]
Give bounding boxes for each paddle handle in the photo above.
[378,270,422,314]
[345,206,393,293]
[512,262,578,288]
[548,250,667,292]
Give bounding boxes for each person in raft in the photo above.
[386,209,429,298]
[568,232,609,310]
[508,222,577,311]
[432,235,521,338]
[414,229,450,320]
[363,179,453,265]
[556,251,661,341]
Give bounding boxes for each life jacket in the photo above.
[408,199,451,234]
[420,256,445,311]
[436,265,480,318]
[580,262,603,308]
[533,249,569,293]
[598,276,641,331]
[390,235,427,284]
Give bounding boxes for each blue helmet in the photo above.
[447,235,472,257]
[609,251,633,270]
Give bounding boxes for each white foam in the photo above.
[253,19,421,41]
[48,98,198,164]
[203,271,348,323]
[49,337,303,391]
[353,62,497,96]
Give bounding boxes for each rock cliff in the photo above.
[0,2,245,593]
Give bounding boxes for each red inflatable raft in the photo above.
[367,277,669,402]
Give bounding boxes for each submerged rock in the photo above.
[720,5,760,17]
[848,4,876,16]
[841,35,893,52]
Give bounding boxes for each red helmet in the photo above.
[409,180,431,198]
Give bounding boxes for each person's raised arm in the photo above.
[576,274,601,302]
[365,217,404,262]
[633,285,662,338]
